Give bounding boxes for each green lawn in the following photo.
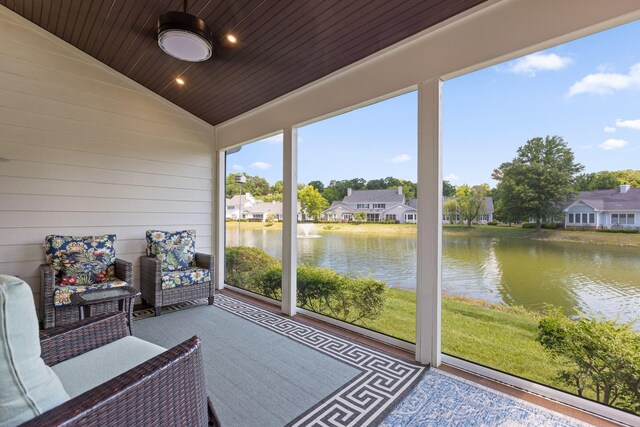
[357,288,566,392]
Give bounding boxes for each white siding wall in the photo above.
[0,8,214,311]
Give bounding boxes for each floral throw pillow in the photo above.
[59,251,112,286]
[44,234,117,280]
[146,230,196,271]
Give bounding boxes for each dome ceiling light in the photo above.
[158,1,213,62]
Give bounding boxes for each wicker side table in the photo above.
[70,286,141,335]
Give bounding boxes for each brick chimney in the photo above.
[398,186,403,195]
[620,184,631,193]
[347,188,352,196]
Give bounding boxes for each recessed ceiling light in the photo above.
[175,77,185,85]
[226,34,238,44]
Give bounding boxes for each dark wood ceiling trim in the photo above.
[1,0,487,125]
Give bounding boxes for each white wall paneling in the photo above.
[0,7,214,311]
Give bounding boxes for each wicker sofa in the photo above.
[0,275,219,427]
[40,234,133,329]
[24,313,219,426]
[140,230,214,316]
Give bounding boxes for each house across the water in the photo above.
[564,185,640,229]
[322,187,417,223]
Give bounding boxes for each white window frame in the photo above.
[356,203,370,209]
[373,203,386,209]
[568,213,574,223]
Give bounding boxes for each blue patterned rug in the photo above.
[381,370,589,427]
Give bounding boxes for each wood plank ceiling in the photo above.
[1,0,486,125]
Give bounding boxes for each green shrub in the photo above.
[297,266,386,324]
[597,228,640,234]
[537,308,640,412]
[297,265,343,312]
[225,247,281,295]
[226,246,387,324]
[487,220,498,226]
[255,267,282,300]
[522,222,562,229]
[542,223,562,229]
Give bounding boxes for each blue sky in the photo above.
[227,20,640,187]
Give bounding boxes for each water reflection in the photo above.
[226,229,640,326]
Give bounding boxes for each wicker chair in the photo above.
[140,253,215,316]
[20,312,220,426]
[40,259,133,329]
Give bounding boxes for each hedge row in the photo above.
[225,246,387,323]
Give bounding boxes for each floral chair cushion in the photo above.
[45,235,116,280]
[146,230,196,272]
[161,268,210,290]
[59,252,112,286]
[53,280,127,307]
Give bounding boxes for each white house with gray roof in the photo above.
[226,192,303,221]
[322,187,417,223]
[563,184,640,229]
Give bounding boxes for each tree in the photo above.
[492,136,583,232]
[537,308,640,411]
[443,180,457,197]
[448,184,490,227]
[322,178,366,203]
[226,173,271,198]
[399,181,416,200]
[365,179,386,190]
[615,170,640,188]
[443,199,459,224]
[307,180,325,193]
[574,171,619,191]
[298,185,329,219]
[352,212,366,221]
[271,180,284,195]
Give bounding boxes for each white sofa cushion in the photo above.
[0,275,70,427]
[52,335,166,398]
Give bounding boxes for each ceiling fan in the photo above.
[157,0,238,62]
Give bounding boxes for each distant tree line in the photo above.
[227,146,639,227]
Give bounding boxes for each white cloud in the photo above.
[444,173,459,181]
[598,139,628,150]
[263,135,282,144]
[505,52,572,76]
[568,63,640,97]
[231,164,243,171]
[580,144,595,151]
[616,119,640,130]
[604,126,616,133]
[250,161,272,170]
[390,154,411,163]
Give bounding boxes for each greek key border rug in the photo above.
[134,294,426,427]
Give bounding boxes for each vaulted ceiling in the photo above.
[1,0,486,125]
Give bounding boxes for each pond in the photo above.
[226,228,640,326]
